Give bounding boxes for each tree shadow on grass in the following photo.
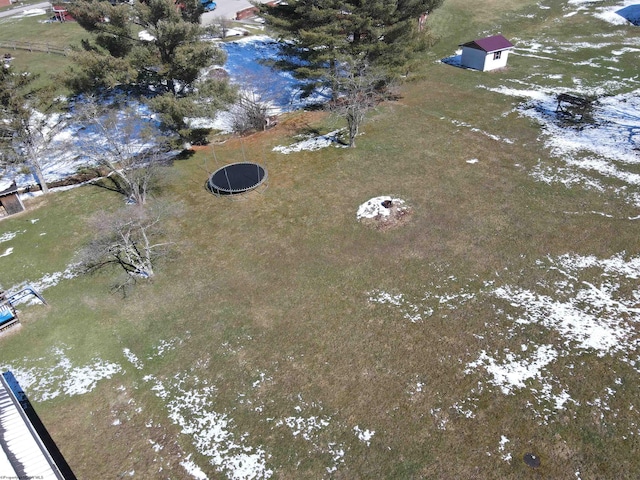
[90,175,128,198]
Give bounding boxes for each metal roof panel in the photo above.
[462,34,514,53]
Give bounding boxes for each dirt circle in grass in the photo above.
[356,196,412,231]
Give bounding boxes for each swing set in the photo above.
[0,286,47,332]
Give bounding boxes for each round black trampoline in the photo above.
[207,162,267,196]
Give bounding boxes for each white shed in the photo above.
[460,35,514,71]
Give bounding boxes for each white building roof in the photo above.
[0,373,64,479]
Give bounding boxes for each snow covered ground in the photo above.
[0,100,162,193]
[411,0,640,448]
[190,36,331,133]
[441,0,640,209]
[0,329,378,479]
[272,129,347,154]
[369,251,640,431]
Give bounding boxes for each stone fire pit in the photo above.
[356,196,412,231]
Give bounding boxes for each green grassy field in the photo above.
[2,0,640,478]
[0,12,85,96]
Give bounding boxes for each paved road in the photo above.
[0,0,267,23]
[201,0,270,22]
[0,2,51,19]
[202,0,249,22]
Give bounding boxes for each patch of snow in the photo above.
[0,100,162,192]
[367,277,478,323]
[488,85,640,206]
[1,346,122,402]
[367,289,426,323]
[466,158,479,164]
[408,381,425,395]
[593,0,640,25]
[180,455,208,480]
[62,360,122,397]
[494,253,640,356]
[326,443,345,475]
[149,440,163,452]
[150,338,182,358]
[0,247,14,257]
[440,49,463,67]
[123,348,144,370]
[452,401,476,419]
[272,129,347,154]
[278,415,330,441]
[468,252,639,423]
[465,345,559,395]
[551,389,572,410]
[15,8,47,17]
[222,28,246,37]
[353,426,374,446]
[274,397,347,474]
[368,290,403,306]
[252,372,271,388]
[146,374,272,480]
[494,285,632,354]
[499,435,511,462]
[375,252,640,428]
[451,119,515,144]
[357,196,405,220]
[430,407,448,430]
[0,231,23,243]
[7,263,80,305]
[138,30,155,41]
[201,37,331,133]
[611,47,640,56]
[568,0,604,5]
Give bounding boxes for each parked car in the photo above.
[201,0,216,11]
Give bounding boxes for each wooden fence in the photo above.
[0,40,68,56]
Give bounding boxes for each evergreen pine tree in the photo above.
[66,0,235,144]
[260,0,444,84]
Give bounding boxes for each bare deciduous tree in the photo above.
[79,203,176,294]
[225,67,284,135]
[214,16,233,39]
[229,92,271,134]
[328,58,389,148]
[1,65,68,194]
[18,111,70,194]
[75,97,173,205]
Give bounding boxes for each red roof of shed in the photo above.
[461,34,514,53]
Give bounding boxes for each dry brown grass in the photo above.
[1,0,640,478]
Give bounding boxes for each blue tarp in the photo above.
[0,307,15,325]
